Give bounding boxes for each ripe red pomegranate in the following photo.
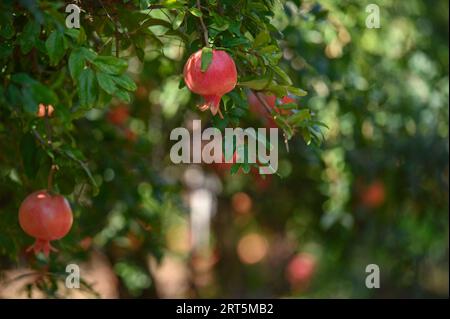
[37,103,54,118]
[184,49,237,116]
[19,190,73,256]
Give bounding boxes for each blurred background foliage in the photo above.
[0,0,448,298]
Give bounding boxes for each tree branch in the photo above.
[196,0,210,47]
[253,91,274,116]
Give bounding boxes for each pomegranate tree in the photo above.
[184,49,238,117]
[19,190,73,256]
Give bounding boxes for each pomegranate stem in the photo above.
[196,0,210,47]
[47,165,58,193]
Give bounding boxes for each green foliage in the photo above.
[0,0,448,299]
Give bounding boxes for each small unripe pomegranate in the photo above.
[37,104,54,118]
[19,190,73,256]
[184,49,238,116]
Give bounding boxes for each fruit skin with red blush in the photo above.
[18,190,73,257]
[184,49,238,116]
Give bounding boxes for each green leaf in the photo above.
[140,18,172,29]
[230,163,241,175]
[242,163,251,174]
[6,85,22,108]
[222,37,250,47]
[93,56,128,75]
[116,90,131,103]
[189,8,203,17]
[21,88,38,114]
[0,15,15,39]
[286,86,308,97]
[31,82,58,105]
[277,102,297,110]
[11,73,36,85]
[68,49,85,81]
[112,74,137,91]
[270,65,293,85]
[0,41,13,59]
[45,30,67,66]
[274,117,294,139]
[201,47,213,72]
[19,20,40,54]
[253,30,270,48]
[78,69,98,107]
[287,109,311,126]
[79,47,97,62]
[172,11,185,30]
[65,27,86,44]
[20,133,39,179]
[266,84,308,98]
[96,72,117,95]
[239,75,271,90]
[301,128,312,145]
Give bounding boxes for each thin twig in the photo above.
[32,128,46,145]
[44,105,52,145]
[253,91,274,116]
[98,0,130,39]
[196,0,210,47]
[115,23,120,58]
[47,165,58,193]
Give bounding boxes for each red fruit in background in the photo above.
[278,96,296,115]
[19,190,73,256]
[231,192,252,214]
[37,104,54,118]
[135,85,149,100]
[251,167,273,191]
[108,105,129,126]
[184,49,237,116]
[361,180,386,208]
[212,149,240,172]
[286,253,316,287]
[123,128,138,142]
[80,236,93,251]
[248,92,296,127]
[248,92,277,117]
